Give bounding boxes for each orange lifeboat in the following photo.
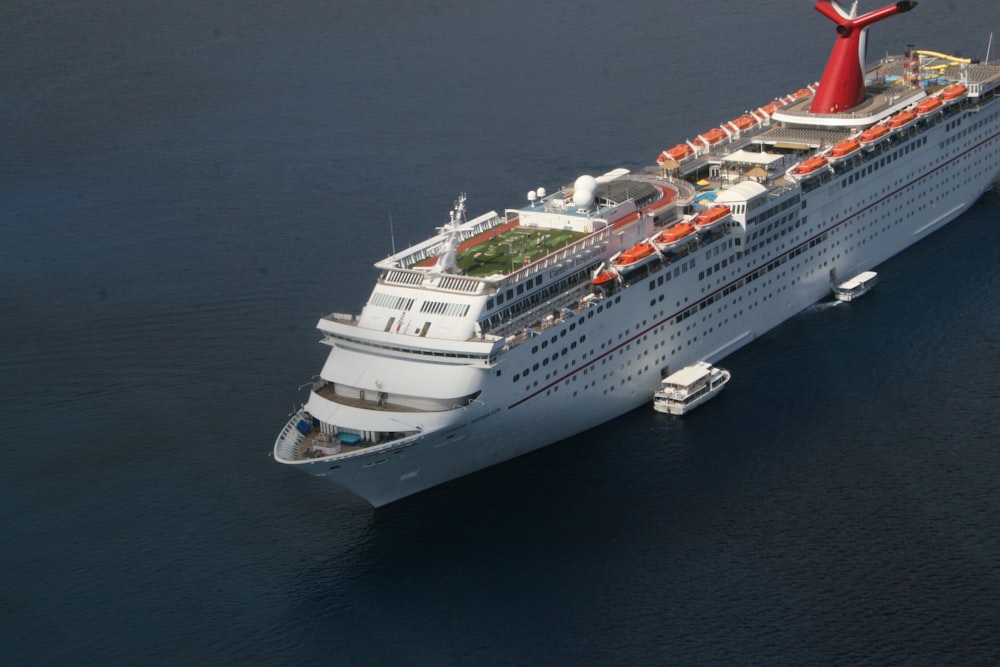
[730,114,758,131]
[792,156,829,175]
[699,127,728,145]
[790,88,812,100]
[592,268,619,286]
[916,96,943,115]
[941,83,967,101]
[611,241,657,268]
[652,222,696,250]
[888,110,917,129]
[828,138,860,159]
[758,102,781,116]
[859,124,890,144]
[659,143,694,163]
[692,205,732,230]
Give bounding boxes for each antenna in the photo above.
[987,32,994,65]
[388,211,396,256]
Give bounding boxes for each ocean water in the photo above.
[2,1,999,664]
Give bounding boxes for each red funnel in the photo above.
[809,1,917,114]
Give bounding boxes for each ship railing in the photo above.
[376,211,505,271]
[491,283,595,342]
[274,409,308,461]
[325,312,358,324]
[500,226,614,287]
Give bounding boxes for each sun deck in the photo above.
[451,226,588,278]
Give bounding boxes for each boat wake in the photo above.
[804,300,844,314]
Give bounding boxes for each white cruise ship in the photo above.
[274,1,1000,507]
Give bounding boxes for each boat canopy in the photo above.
[721,149,785,166]
[662,363,712,387]
[594,180,659,208]
[715,181,767,204]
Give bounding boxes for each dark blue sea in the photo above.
[3,1,1000,664]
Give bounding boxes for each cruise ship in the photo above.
[274,1,1000,506]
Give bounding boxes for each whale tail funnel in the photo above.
[809,1,917,114]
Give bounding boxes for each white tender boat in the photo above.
[653,362,731,415]
[833,270,878,301]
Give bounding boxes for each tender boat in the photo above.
[859,124,890,144]
[792,155,829,175]
[728,114,759,131]
[916,96,943,115]
[695,127,728,146]
[653,362,731,415]
[659,143,694,163]
[833,270,878,301]
[610,241,658,268]
[828,138,861,159]
[591,267,619,286]
[941,83,968,102]
[888,110,918,129]
[692,205,732,232]
[651,222,696,251]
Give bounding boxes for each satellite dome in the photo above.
[574,175,598,192]
[572,186,594,209]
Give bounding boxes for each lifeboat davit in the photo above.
[652,222,696,251]
[692,205,732,232]
[941,83,967,102]
[611,241,658,268]
[916,96,943,115]
[792,156,829,175]
[659,143,694,163]
[828,138,860,159]
[859,124,890,145]
[888,110,918,129]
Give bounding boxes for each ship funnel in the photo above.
[809,1,917,114]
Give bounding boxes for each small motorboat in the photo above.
[888,110,918,129]
[611,241,658,268]
[859,124,890,144]
[692,205,732,232]
[793,155,829,175]
[651,222,696,251]
[728,114,758,131]
[592,268,619,286]
[697,127,728,146]
[833,270,878,301]
[941,83,967,102]
[916,96,943,115]
[653,362,731,415]
[658,143,694,163]
[828,138,861,159]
